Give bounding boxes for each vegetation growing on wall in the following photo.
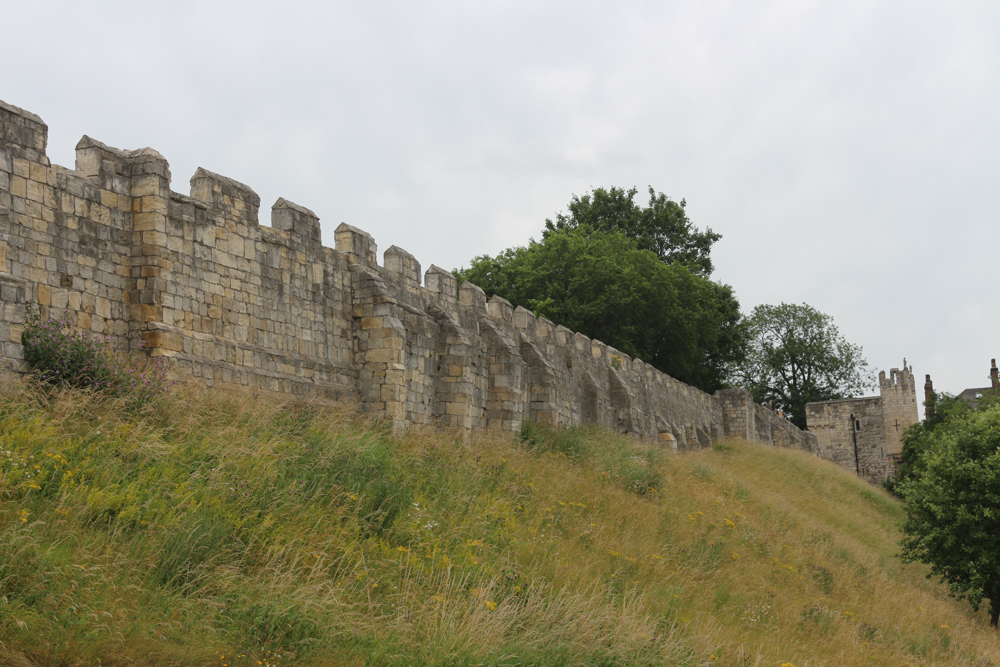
[20,303,172,410]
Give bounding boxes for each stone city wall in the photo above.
[0,99,818,454]
[805,363,919,483]
[806,396,886,479]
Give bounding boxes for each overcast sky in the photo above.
[3,0,998,395]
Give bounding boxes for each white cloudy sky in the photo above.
[3,0,998,395]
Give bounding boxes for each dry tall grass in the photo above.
[0,378,998,666]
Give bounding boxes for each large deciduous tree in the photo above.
[899,405,1000,627]
[455,226,744,393]
[730,302,874,428]
[543,186,721,277]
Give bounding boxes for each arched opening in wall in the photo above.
[581,373,599,425]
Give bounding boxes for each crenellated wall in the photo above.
[805,362,920,483]
[0,99,819,455]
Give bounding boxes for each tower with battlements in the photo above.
[806,360,919,482]
[879,361,919,464]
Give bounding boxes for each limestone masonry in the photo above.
[1,98,899,464]
[805,362,920,483]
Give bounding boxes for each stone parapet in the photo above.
[0,98,826,458]
[806,361,918,483]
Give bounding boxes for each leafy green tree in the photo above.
[455,226,744,393]
[892,392,971,493]
[730,303,874,428]
[544,186,721,276]
[899,404,1000,627]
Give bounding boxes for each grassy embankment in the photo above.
[1,379,999,666]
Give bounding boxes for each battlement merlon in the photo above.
[0,101,48,166]
[486,294,514,328]
[271,197,321,248]
[384,245,421,288]
[335,222,377,268]
[512,305,536,335]
[879,359,915,391]
[424,265,457,304]
[74,136,172,197]
[190,167,260,226]
[459,280,487,311]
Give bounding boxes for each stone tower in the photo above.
[879,360,919,463]
[923,374,934,420]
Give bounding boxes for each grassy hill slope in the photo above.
[0,380,998,666]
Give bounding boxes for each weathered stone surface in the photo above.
[0,99,828,458]
[806,362,919,483]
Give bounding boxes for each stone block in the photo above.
[51,289,69,309]
[36,283,50,306]
[9,175,26,199]
[28,162,46,183]
[25,180,46,204]
[445,402,469,416]
[100,190,118,209]
[95,296,111,319]
[366,348,402,363]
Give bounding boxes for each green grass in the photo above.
[1,379,999,666]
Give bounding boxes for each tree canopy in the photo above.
[899,404,1000,627]
[729,302,874,428]
[889,392,973,494]
[543,186,721,276]
[455,225,744,393]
